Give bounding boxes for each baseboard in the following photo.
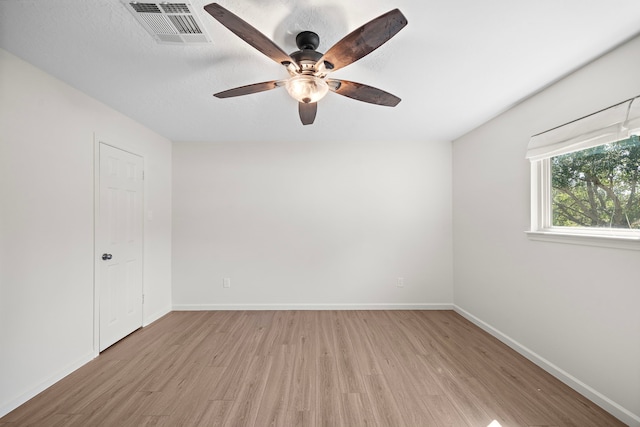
[0,350,95,419]
[453,305,640,427]
[172,303,453,311]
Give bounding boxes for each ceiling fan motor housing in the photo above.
[290,49,322,71]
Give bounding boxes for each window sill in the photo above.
[526,230,640,251]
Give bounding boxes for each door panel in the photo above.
[98,143,144,352]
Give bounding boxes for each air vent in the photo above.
[125,1,211,44]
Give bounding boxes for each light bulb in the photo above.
[285,75,329,103]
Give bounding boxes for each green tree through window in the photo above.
[551,135,640,229]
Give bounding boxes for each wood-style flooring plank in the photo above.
[0,310,627,427]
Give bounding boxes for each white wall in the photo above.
[173,139,452,309]
[452,35,640,426]
[0,49,172,416]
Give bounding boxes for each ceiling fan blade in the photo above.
[327,79,400,107]
[299,102,317,125]
[214,80,284,98]
[317,9,407,72]
[204,3,294,67]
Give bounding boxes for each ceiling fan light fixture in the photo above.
[285,75,329,104]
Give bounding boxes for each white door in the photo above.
[97,143,144,351]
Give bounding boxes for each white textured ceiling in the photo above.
[1,0,640,143]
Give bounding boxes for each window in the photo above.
[527,96,640,249]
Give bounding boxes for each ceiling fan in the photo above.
[203,3,408,125]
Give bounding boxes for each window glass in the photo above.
[551,135,640,229]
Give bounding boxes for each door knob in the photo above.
[102,253,113,260]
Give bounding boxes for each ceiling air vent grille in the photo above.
[160,3,191,13]
[130,3,161,13]
[125,1,211,44]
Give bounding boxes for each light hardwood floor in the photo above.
[0,310,626,426]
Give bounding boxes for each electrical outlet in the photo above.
[396,277,404,288]
[223,277,231,288]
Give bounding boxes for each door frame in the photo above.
[93,134,145,356]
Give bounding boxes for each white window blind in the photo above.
[526,95,640,161]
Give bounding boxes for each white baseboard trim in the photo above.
[0,350,95,419]
[453,305,640,427]
[173,303,453,311]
